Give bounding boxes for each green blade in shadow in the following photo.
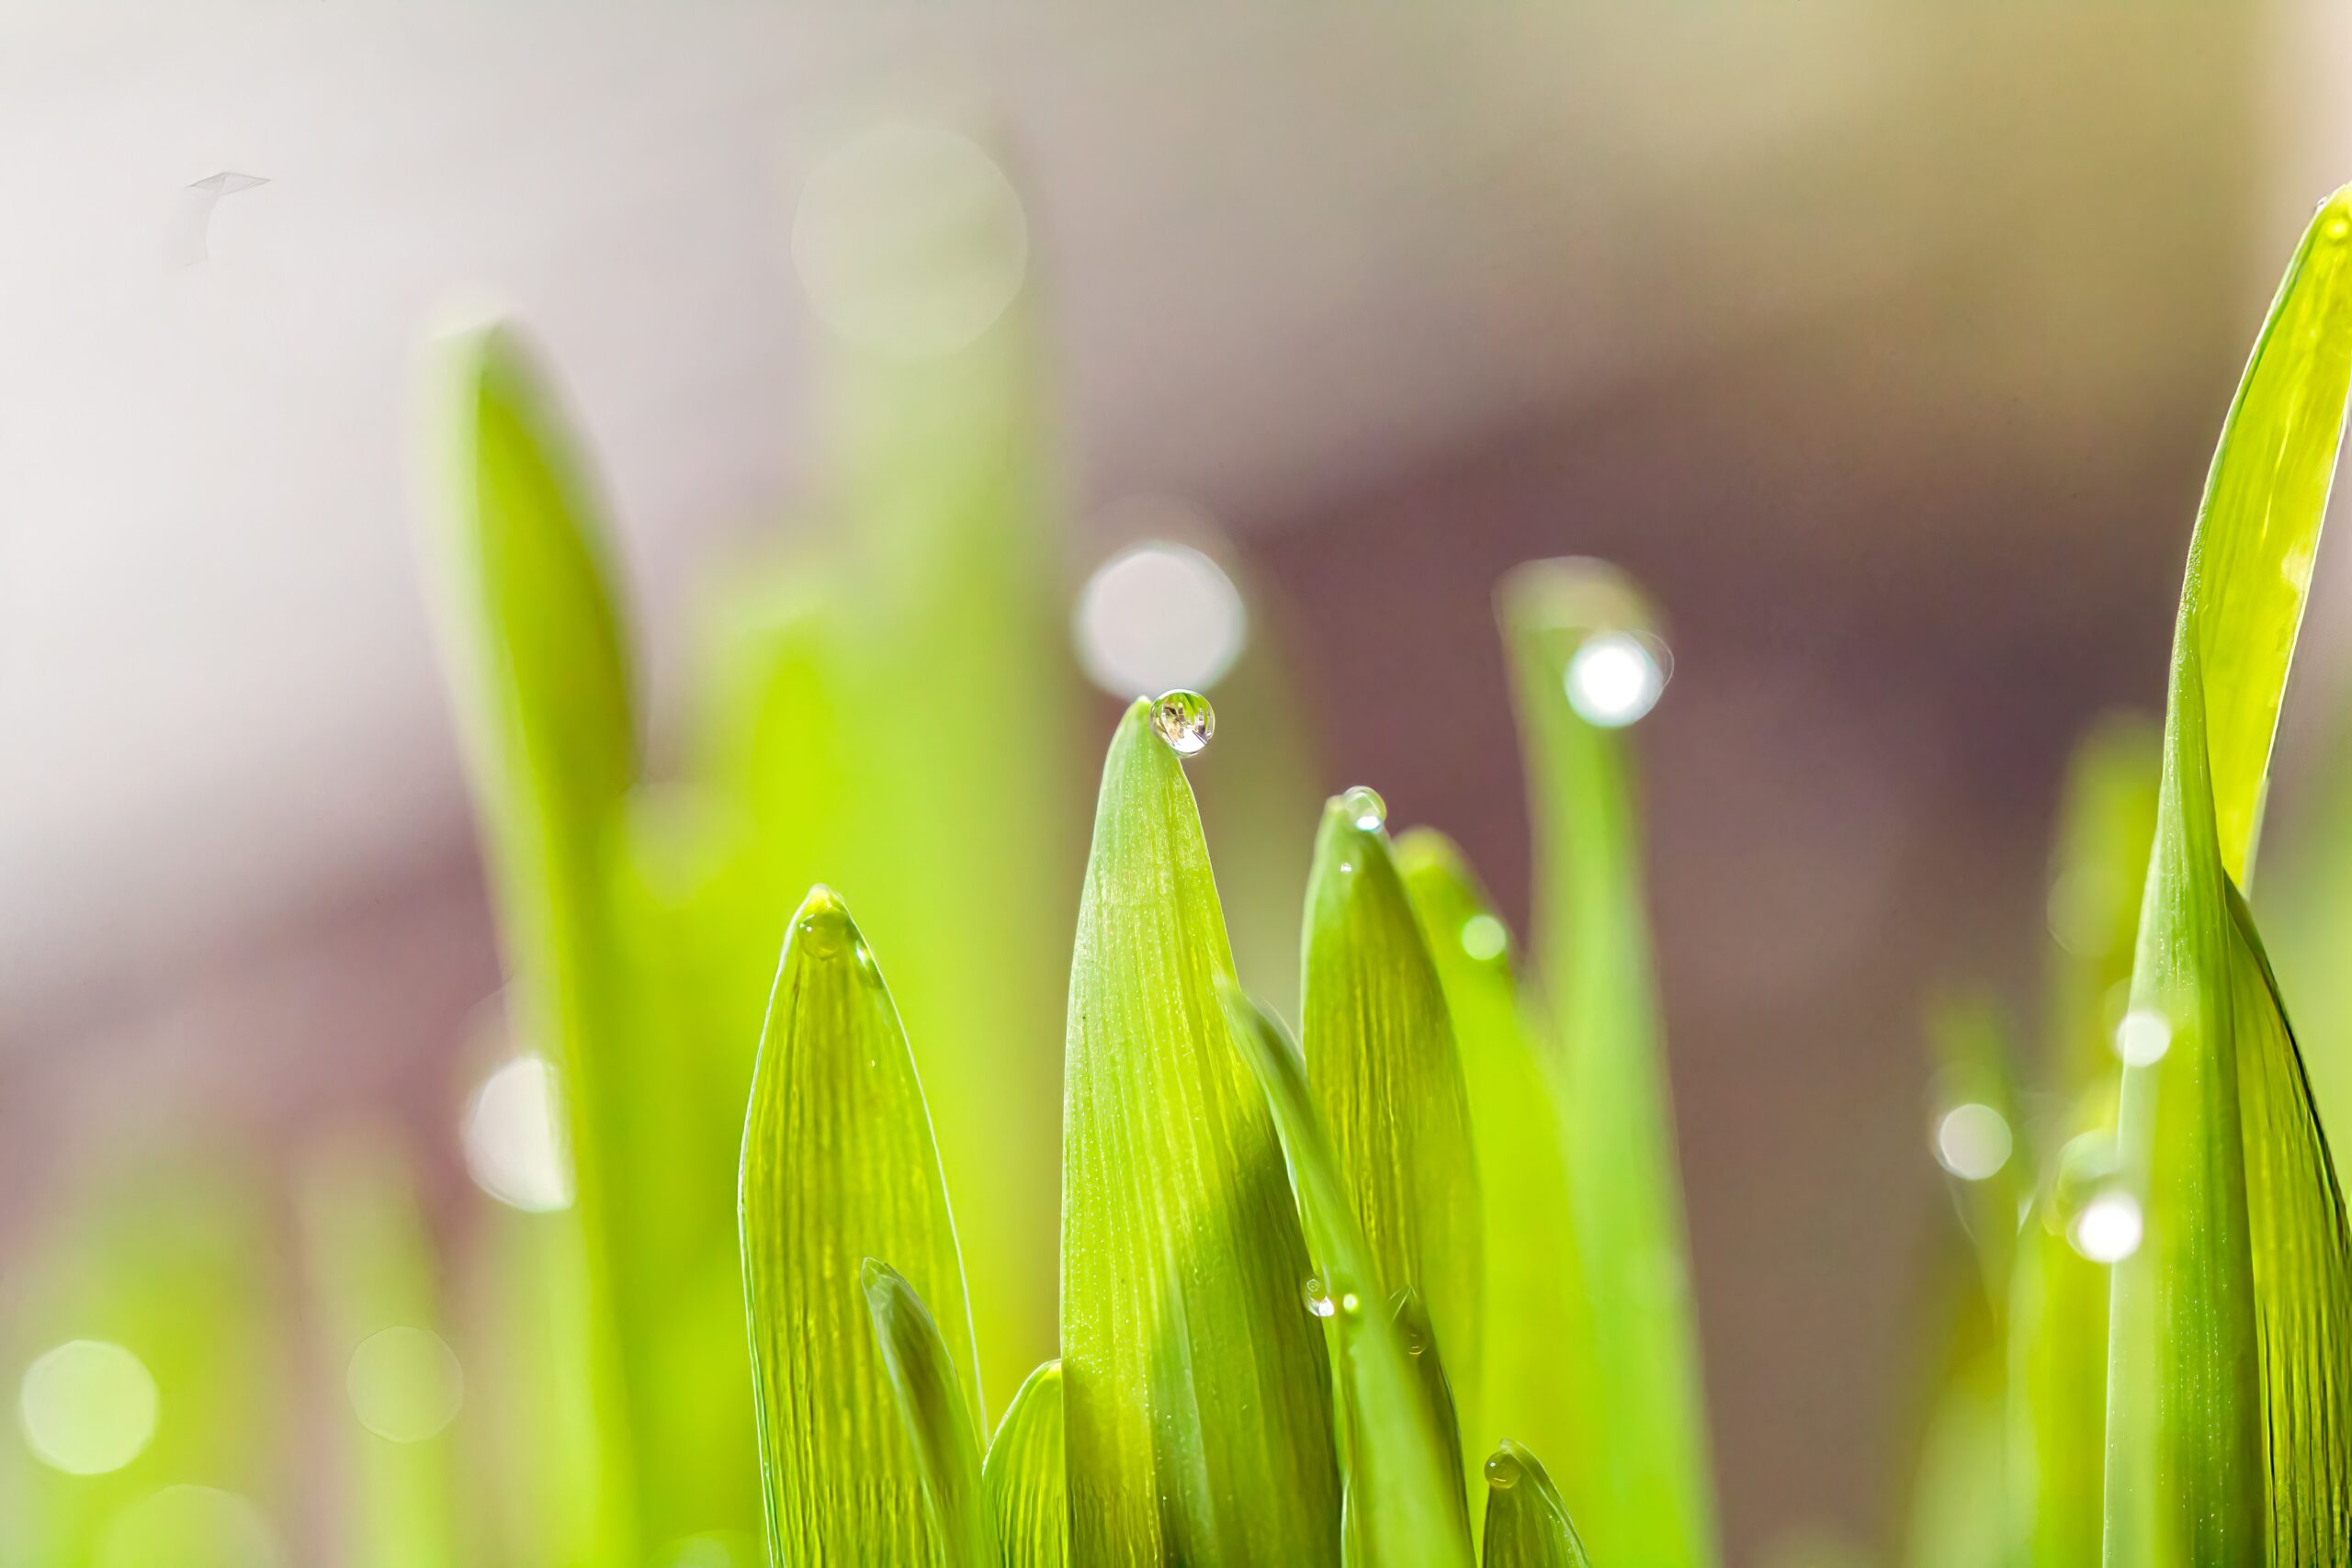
[1225,987,1476,1568]
[865,1260,998,1568]
[1479,1442,1594,1568]
[1302,795,1483,1441]
[740,886,978,1565]
[1059,699,1340,1566]
[985,1361,1068,1568]
[1396,830,1589,1503]
[1498,558,1719,1568]
[2106,186,2352,1568]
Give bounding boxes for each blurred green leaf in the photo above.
[1395,830,1588,1517]
[299,1136,463,1568]
[865,1261,997,1568]
[739,886,978,1565]
[1059,700,1340,1565]
[1500,558,1719,1568]
[983,1362,1067,1568]
[2106,186,2352,1568]
[429,321,648,1562]
[1478,1442,1593,1568]
[1225,987,1476,1568]
[1301,795,1483,1437]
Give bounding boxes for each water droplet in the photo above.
[1151,690,1215,757]
[1485,1450,1522,1490]
[1932,1102,2011,1182]
[1565,631,1667,727]
[1303,1279,1336,1318]
[462,1055,573,1213]
[795,893,853,957]
[1340,786,1386,831]
[1459,913,1508,962]
[2113,1008,2172,1066]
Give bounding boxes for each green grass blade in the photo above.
[865,1260,999,1568]
[1395,830,1588,1517]
[1499,558,1719,1568]
[299,1136,463,1568]
[1478,1443,1594,1568]
[739,886,978,1565]
[1059,699,1340,1566]
[1225,987,1476,1568]
[427,321,643,1562]
[2106,187,2352,1568]
[1302,795,1484,1428]
[984,1361,1068,1568]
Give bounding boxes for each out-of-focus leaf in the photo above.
[427,321,646,1562]
[1479,1442,1594,1568]
[740,886,978,1566]
[1301,795,1483,1435]
[0,1166,283,1568]
[1226,987,1476,1568]
[984,1361,1067,1568]
[1059,700,1340,1566]
[2106,186,2352,1568]
[299,1135,462,1568]
[2004,716,2154,1568]
[1396,830,1588,1514]
[1499,558,1719,1568]
[865,1260,997,1568]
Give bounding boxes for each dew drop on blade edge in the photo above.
[1150,689,1215,756]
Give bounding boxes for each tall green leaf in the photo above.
[865,1261,998,1568]
[985,1362,1068,1568]
[1225,988,1476,1568]
[1395,830,1588,1516]
[1301,794,1483,1433]
[428,321,640,1564]
[1500,558,1719,1568]
[1059,699,1340,1566]
[2106,186,2352,1568]
[1479,1443,1595,1568]
[740,886,978,1565]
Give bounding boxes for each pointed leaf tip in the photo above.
[1480,1442,1594,1568]
[984,1361,1067,1568]
[864,1261,996,1568]
[740,890,978,1565]
[1059,706,1340,1564]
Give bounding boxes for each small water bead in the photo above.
[1484,1450,1522,1490]
[1303,1279,1337,1318]
[1150,690,1216,757]
[1340,786,1386,832]
[1565,631,1666,728]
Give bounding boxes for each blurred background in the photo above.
[7,4,2352,1564]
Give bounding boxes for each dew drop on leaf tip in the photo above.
[1484,1450,1522,1490]
[1339,785,1386,831]
[1151,689,1215,757]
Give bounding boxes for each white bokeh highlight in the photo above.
[1565,632,1667,727]
[1075,538,1249,698]
[463,1055,573,1213]
[1932,1102,2012,1182]
[17,1339,159,1475]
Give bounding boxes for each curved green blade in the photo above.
[865,1260,998,1568]
[1499,558,1718,1568]
[985,1361,1068,1568]
[1302,796,1483,1436]
[1225,987,1476,1568]
[1059,700,1340,1566]
[428,321,642,1565]
[2106,186,2352,1568]
[1479,1443,1593,1568]
[1396,830,1588,1518]
[740,886,978,1566]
